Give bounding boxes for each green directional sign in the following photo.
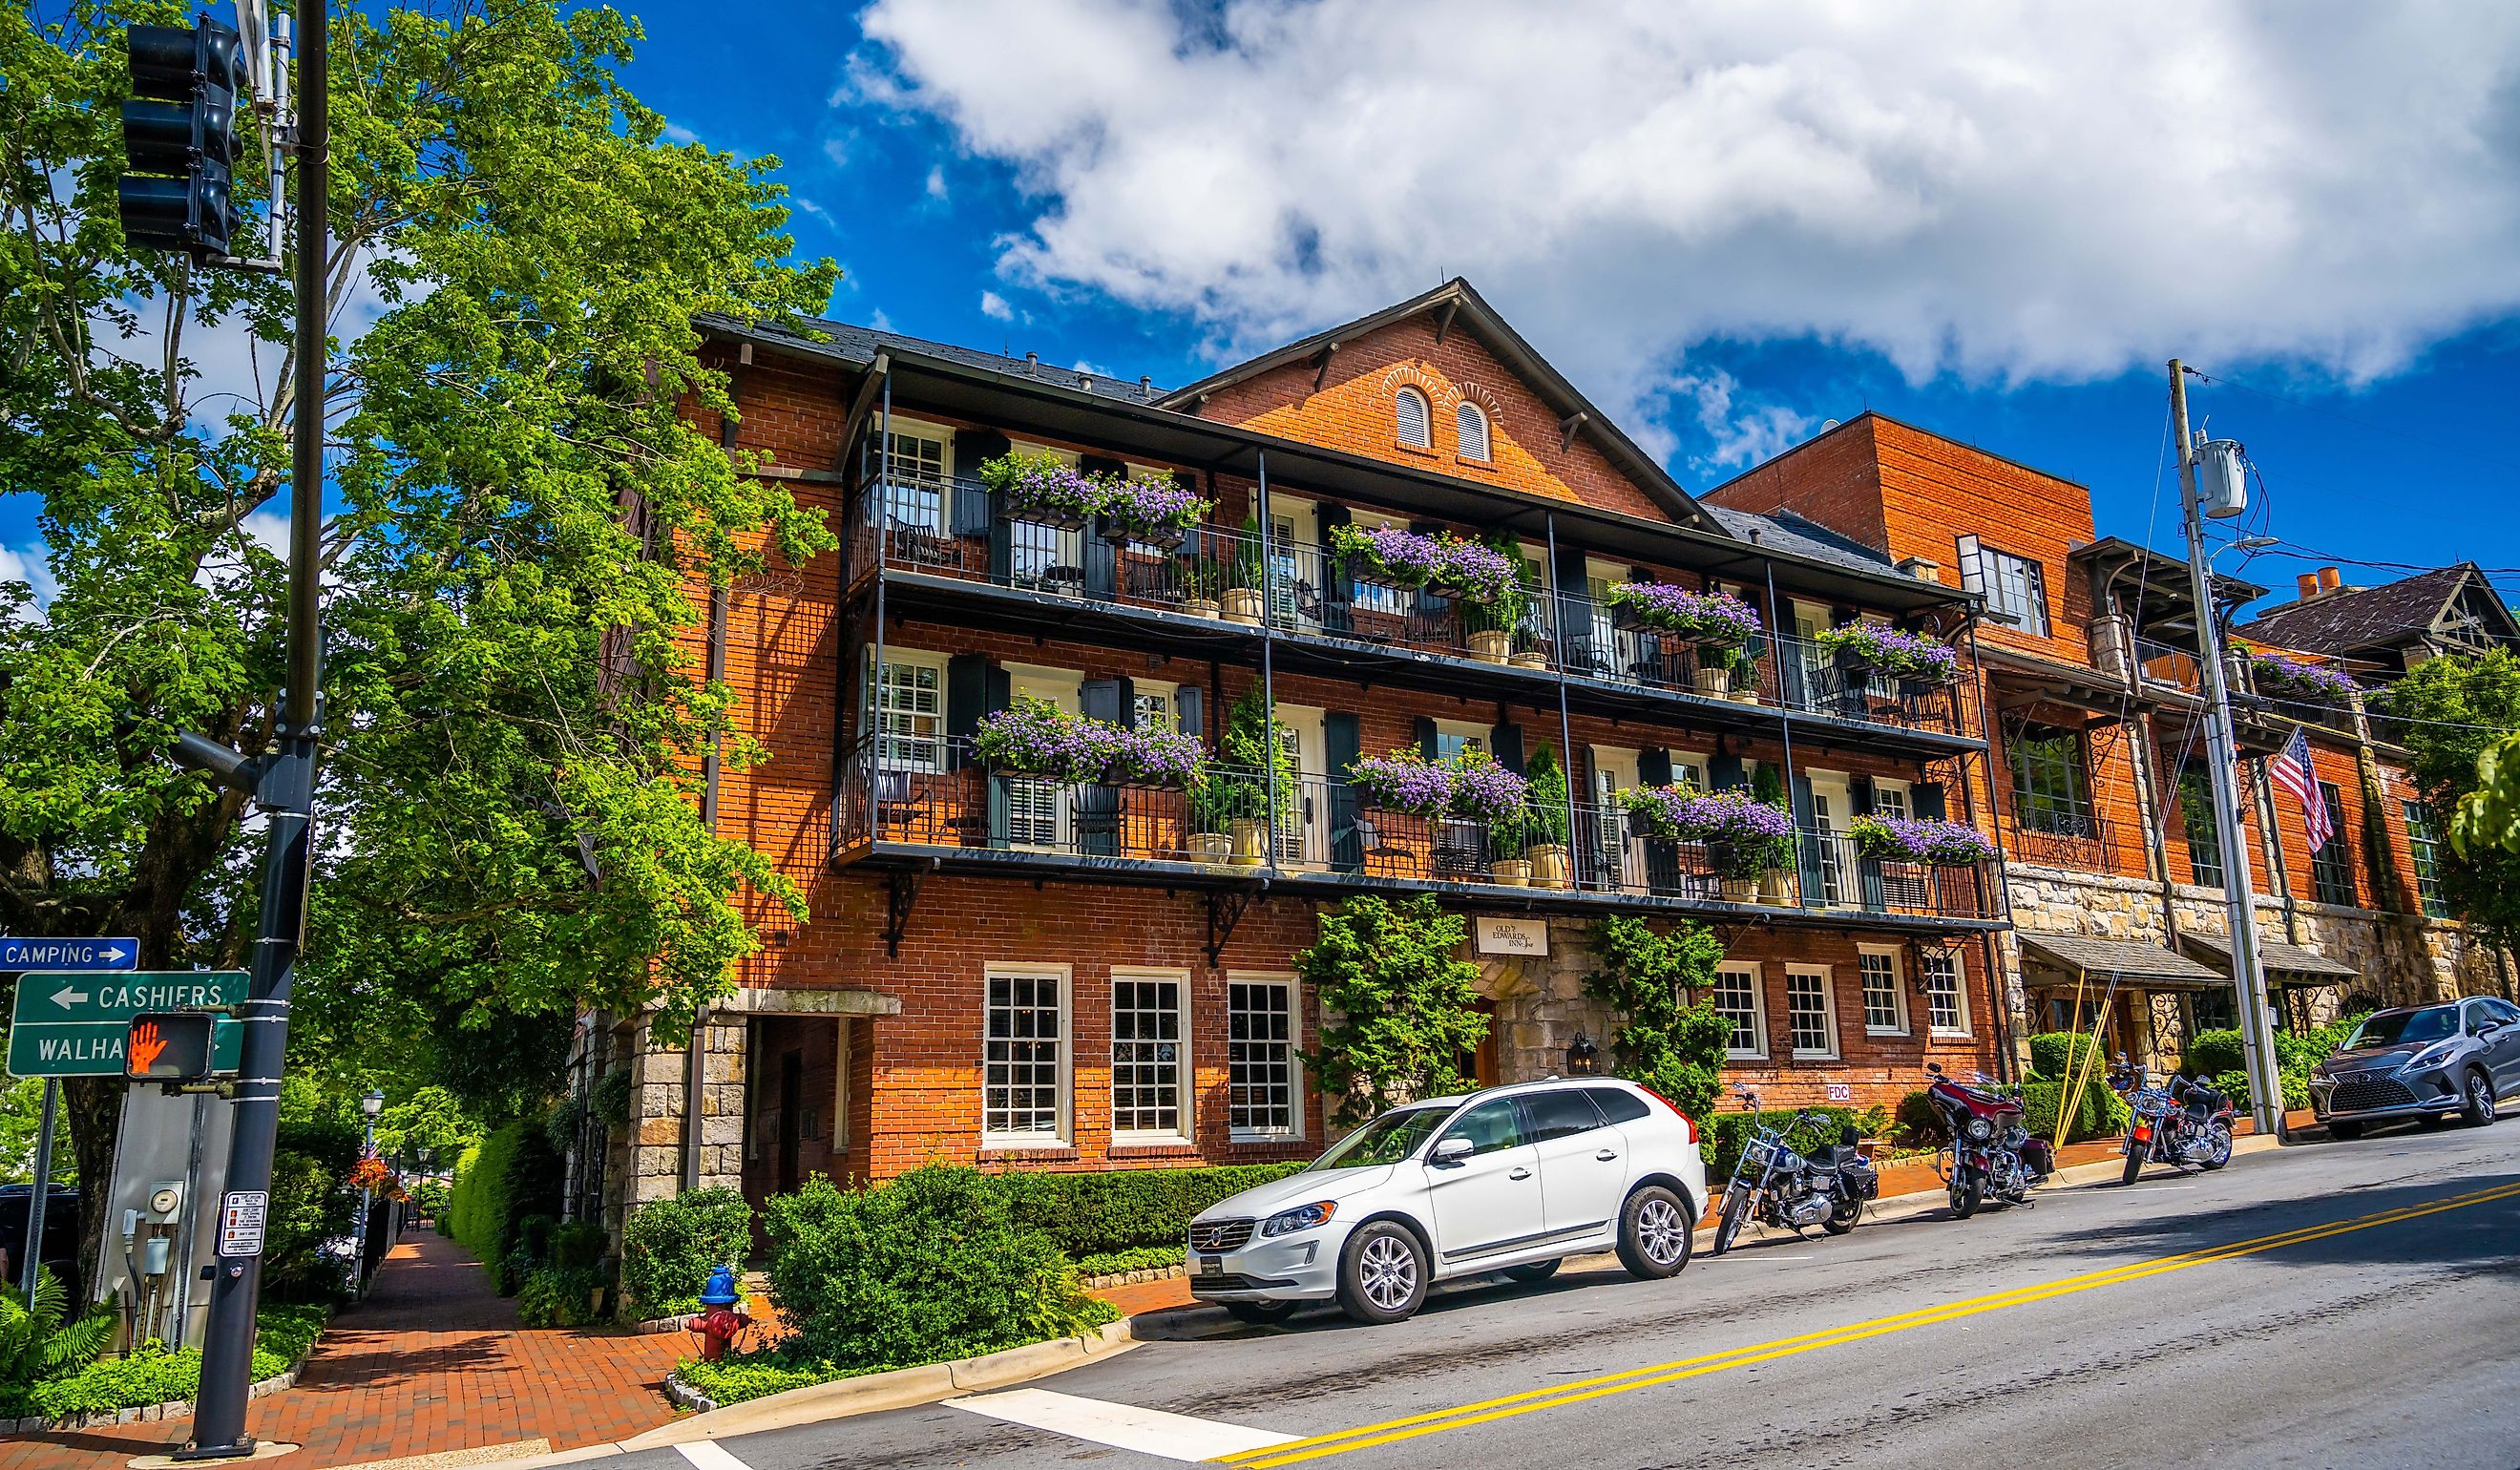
[8,970,245,1078]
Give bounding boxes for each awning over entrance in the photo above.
[2177,933,2359,988]
[2018,933,2225,990]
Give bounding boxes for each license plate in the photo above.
[1199,1254,1224,1275]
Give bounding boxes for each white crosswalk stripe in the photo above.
[945,1387,1300,1462]
[673,1440,750,1470]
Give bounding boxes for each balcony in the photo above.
[831,735,2002,928]
[850,471,1977,746]
[2007,806,2126,873]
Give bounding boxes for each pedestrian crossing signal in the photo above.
[126,1012,217,1082]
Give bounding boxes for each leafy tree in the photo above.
[2451,731,2520,858]
[1,0,836,1267]
[2380,651,2520,942]
[372,1085,484,1173]
[1296,894,1489,1126]
[1576,916,1731,1123]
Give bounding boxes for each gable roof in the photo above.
[2237,563,2517,659]
[1157,278,1724,536]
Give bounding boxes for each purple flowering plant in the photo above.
[974,696,1206,788]
[1102,474,1213,538]
[1604,583,1766,645]
[2249,652,2357,700]
[1447,748,1530,826]
[1346,749,1455,817]
[1620,785,1796,874]
[979,451,1105,525]
[1815,622,1959,682]
[1431,535,1519,605]
[1330,522,1447,589]
[1848,814,1996,866]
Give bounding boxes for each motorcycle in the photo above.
[1923,1061,2050,1218]
[2110,1055,2236,1185]
[1711,1085,1880,1255]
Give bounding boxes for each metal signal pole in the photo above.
[2169,359,2285,1140]
[183,0,325,1454]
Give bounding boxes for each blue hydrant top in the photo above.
[699,1264,741,1307]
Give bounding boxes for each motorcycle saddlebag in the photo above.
[2021,1137,2055,1180]
[1841,1158,1881,1201]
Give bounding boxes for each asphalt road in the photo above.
[637,1118,2520,1470]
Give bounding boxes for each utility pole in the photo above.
[181,0,325,1454]
[2170,359,2285,1139]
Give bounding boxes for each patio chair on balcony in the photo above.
[1353,818,1413,877]
[1432,819,1487,881]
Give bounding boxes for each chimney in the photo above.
[1024,350,1039,374]
[1078,373,1093,393]
[1140,375,1154,398]
[1897,556,1942,583]
[2298,573,2321,600]
[2319,566,2342,593]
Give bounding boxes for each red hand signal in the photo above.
[129,1020,169,1075]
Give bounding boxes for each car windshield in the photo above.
[1311,1106,1452,1171]
[2344,1007,2459,1048]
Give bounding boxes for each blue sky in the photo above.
[15,1,2520,616]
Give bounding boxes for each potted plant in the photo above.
[1186,766,1245,862]
[1329,521,1446,591]
[1815,622,1958,688]
[1459,533,1533,663]
[1108,724,1205,789]
[1488,808,1533,887]
[1751,764,1795,900]
[973,696,1111,784]
[1848,814,1998,867]
[2248,651,2357,701]
[1211,686,1294,865]
[1431,533,1518,606]
[1222,514,1268,625]
[1618,784,1693,842]
[1522,743,1573,888]
[1100,473,1211,549]
[978,451,1103,531]
[1448,748,1529,877]
[1179,554,1223,620]
[1346,748,1454,818]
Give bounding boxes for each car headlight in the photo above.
[1965,1118,1992,1142]
[1261,1201,1338,1237]
[2402,1043,2461,1073]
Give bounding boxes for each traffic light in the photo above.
[126,1012,218,1082]
[117,21,250,261]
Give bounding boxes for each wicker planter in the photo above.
[1221,587,1266,625]
[1491,858,1533,887]
[1719,874,1759,903]
[1526,843,1571,889]
[1691,664,1733,697]
[1184,597,1222,620]
[1509,649,1550,670]
[1468,628,1511,663]
[1188,830,1232,863]
[1759,866,1793,902]
[1228,817,1270,867]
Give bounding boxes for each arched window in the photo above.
[1456,401,1491,461]
[1394,388,1431,449]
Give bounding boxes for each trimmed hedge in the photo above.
[2023,1079,2129,1143]
[621,1186,755,1316]
[2183,1029,2246,1080]
[986,1164,1309,1257]
[446,1118,564,1280]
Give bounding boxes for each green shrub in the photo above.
[673,1351,872,1406]
[447,1118,565,1271]
[516,1267,607,1329]
[764,1166,1117,1375]
[409,1179,451,1219]
[1073,1245,1184,1278]
[1895,1089,1942,1145]
[2026,1032,2113,1084]
[0,1269,116,1418]
[986,1165,1306,1258]
[553,1222,609,1272]
[1701,1107,1883,1183]
[2208,1067,2310,1114]
[2023,1080,2127,1143]
[620,1186,756,1316]
[1576,916,1731,1130]
[264,1117,362,1303]
[26,1306,322,1419]
[2183,1029,2246,1079]
[1297,894,1490,1127]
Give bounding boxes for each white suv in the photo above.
[1186,1078,1705,1325]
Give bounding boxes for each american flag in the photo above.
[2270,726,2334,853]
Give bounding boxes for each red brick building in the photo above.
[591,283,2021,1220]
[1707,413,2515,1074]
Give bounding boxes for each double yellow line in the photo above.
[1222,1179,2520,1466]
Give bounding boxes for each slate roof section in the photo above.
[705,312,1177,408]
[2179,932,2359,980]
[1707,507,1900,577]
[2236,564,2476,656]
[2017,934,2225,986]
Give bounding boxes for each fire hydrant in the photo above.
[686,1264,751,1362]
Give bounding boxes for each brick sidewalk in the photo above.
[0,1228,687,1470]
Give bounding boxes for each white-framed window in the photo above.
[880,424,951,532]
[1858,946,1908,1036]
[1671,751,1708,790]
[983,965,1069,1146]
[1713,963,1767,1060]
[1433,720,1488,764]
[1785,965,1838,1060]
[1872,781,1910,821]
[1227,975,1302,1140]
[1132,687,1171,732]
[1455,401,1491,461]
[1395,388,1432,449]
[1111,969,1189,1143]
[1957,535,2051,636]
[1922,950,1971,1037]
[865,649,947,771]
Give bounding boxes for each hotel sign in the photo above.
[1475,917,1549,957]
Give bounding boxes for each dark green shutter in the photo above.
[1174,684,1203,741]
[946,654,989,768]
[1327,710,1363,873]
[1849,776,1886,911]
[1414,717,1439,761]
[1850,774,1876,814]
[954,429,1011,570]
[1636,748,1678,894]
[1080,454,1125,601]
[1489,722,1525,775]
[1079,678,1125,855]
[1316,503,1353,634]
[1791,773,1822,906]
[1553,542,1592,674]
[1708,753,1745,790]
[1639,748,1673,787]
[1913,782,1947,820]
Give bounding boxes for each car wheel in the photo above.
[1616,1185,1693,1279]
[1503,1259,1562,1284]
[1223,1300,1300,1326]
[2461,1068,2497,1127]
[1336,1222,1427,1325]
[2325,1119,2363,1141]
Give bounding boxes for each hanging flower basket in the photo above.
[1330,522,1445,590]
[1619,786,1796,875]
[1815,623,1958,683]
[1346,749,1454,818]
[1447,748,1530,828]
[1429,536,1518,606]
[1100,475,1212,548]
[1848,814,1997,866]
[974,697,1206,788]
[2248,652,2357,700]
[1603,583,1766,645]
[979,452,1103,531]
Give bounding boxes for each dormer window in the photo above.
[1456,401,1490,461]
[1395,388,1431,449]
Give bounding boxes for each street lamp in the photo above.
[351,1088,385,1292]
[1564,1033,1600,1077]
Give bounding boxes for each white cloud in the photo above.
[0,543,59,610]
[821,134,851,169]
[979,289,1015,321]
[1659,369,1815,472]
[924,165,949,200]
[662,122,701,146]
[857,0,2520,427]
[869,307,895,331]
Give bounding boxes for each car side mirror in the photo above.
[2481,1019,2507,1038]
[1430,1136,1473,1166]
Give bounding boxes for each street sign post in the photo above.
[0,936,138,971]
[7,971,245,1079]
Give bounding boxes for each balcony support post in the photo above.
[1544,512,1577,872]
[870,375,891,854]
[1257,451,1279,874]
